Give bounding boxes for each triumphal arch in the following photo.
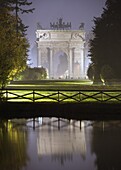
[36,18,86,79]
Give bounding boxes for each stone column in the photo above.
[72,48,74,76]
[69,48,73,78]
[37,48,41,67]
[49,48,53,78]
[80,48,84,78]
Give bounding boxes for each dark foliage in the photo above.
[89,0,121,84]
[18,67,47,80]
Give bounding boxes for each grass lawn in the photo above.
[7,79,121,90]
[7,79,92,90]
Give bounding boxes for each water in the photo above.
[0,118,121,170]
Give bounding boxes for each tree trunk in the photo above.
[93,65,103,85]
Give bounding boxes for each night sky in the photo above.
[21,0,106,64]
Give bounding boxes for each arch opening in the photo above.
[53,51,68,79]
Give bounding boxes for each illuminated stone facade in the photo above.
[36,19,86,79]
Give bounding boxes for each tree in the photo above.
[0,0,34,35]
[89,0,121,84]
[0,9,29,88]
[0,1,34,88]
[13,0,34,35]
[101,64,115,85]
[87,63,94,81]
[17,67,47,80]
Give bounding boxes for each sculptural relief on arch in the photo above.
[36,18,86,79]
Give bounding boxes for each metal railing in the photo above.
[1,88,121,103]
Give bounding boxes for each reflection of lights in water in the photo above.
[38,117,43,125]
[81,121,85,128]
[37,118,87,161]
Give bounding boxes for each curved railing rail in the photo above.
[1,88,121,103]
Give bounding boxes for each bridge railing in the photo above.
[1,88,121,103]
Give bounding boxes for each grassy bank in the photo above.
[7,79,121,90]
[8,79,92,90]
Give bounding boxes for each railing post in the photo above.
[33,90,35,102]
[6,90,8,102]
[79,91,81,102]
[101,91,104,102]
[58,90,60,103]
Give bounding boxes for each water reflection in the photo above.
[26,118,96,170]
[92,121,121,170]
[1,118,121,170]
[37,118,86,163]
[0,120,29,170]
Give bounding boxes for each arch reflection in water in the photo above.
[0,118,97,170]
[37,118,87,163]
[1,119,121,170]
